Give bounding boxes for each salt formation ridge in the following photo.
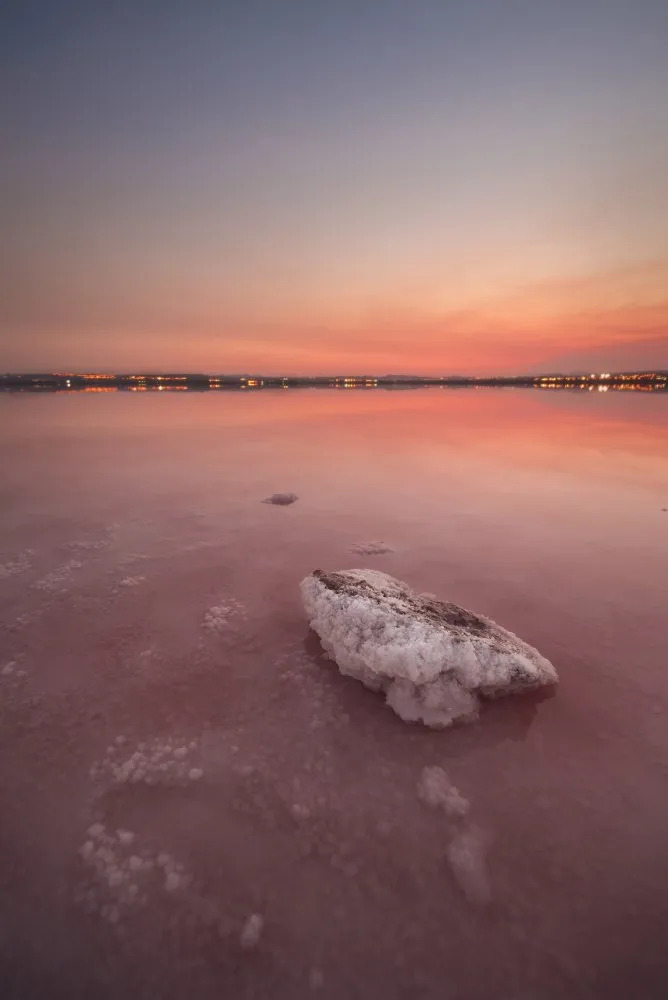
[300,568,557,728]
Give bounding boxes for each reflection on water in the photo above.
[0,389,667,999]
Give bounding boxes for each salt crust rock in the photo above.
[300,568,557,728]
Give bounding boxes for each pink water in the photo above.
[1,389,667,999]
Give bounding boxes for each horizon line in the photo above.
[2,368,668,379]
[2,372,668,386]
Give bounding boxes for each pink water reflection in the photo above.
[0,388,667,999]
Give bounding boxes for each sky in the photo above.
[1,0,667,375]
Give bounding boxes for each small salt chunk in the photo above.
[128,855,143,872]
[88,823,105,838]
[117,829,135,845]
[417,766,470,817]
[157,853,171,867]
[2,662,16,676]
[351,540,393,556]
[446,827,490,904]
[188,767,203,781]
[164,872,181,892]
[309,968,324,990]
[240,913,264,949]
[174,747,187,759]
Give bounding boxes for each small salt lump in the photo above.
[351,541,394,556]
[417,766,469,817]
[240,913,264,949]
[300,568,557,728]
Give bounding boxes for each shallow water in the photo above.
[1,388,667,999]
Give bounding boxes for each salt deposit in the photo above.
[309,968,325,989]
[90,737,201,786]
[0,548,33,579]
[351,540,394,555]
[33,558,83,592]
[202,596,246,632]
[417,766,470,817]
[76,822,191,923]
[300,568,557,728]
[1,658,28,684]
[66,538,110,551]
[240,912,264,949]
[118,575,146,588]
[446,827,491,904]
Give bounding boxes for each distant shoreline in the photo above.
[1,371,666,393]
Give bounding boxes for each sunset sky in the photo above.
[2,0,667,375]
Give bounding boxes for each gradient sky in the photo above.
[2,0,667,374]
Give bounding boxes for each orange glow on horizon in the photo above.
[6,260,667,376]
